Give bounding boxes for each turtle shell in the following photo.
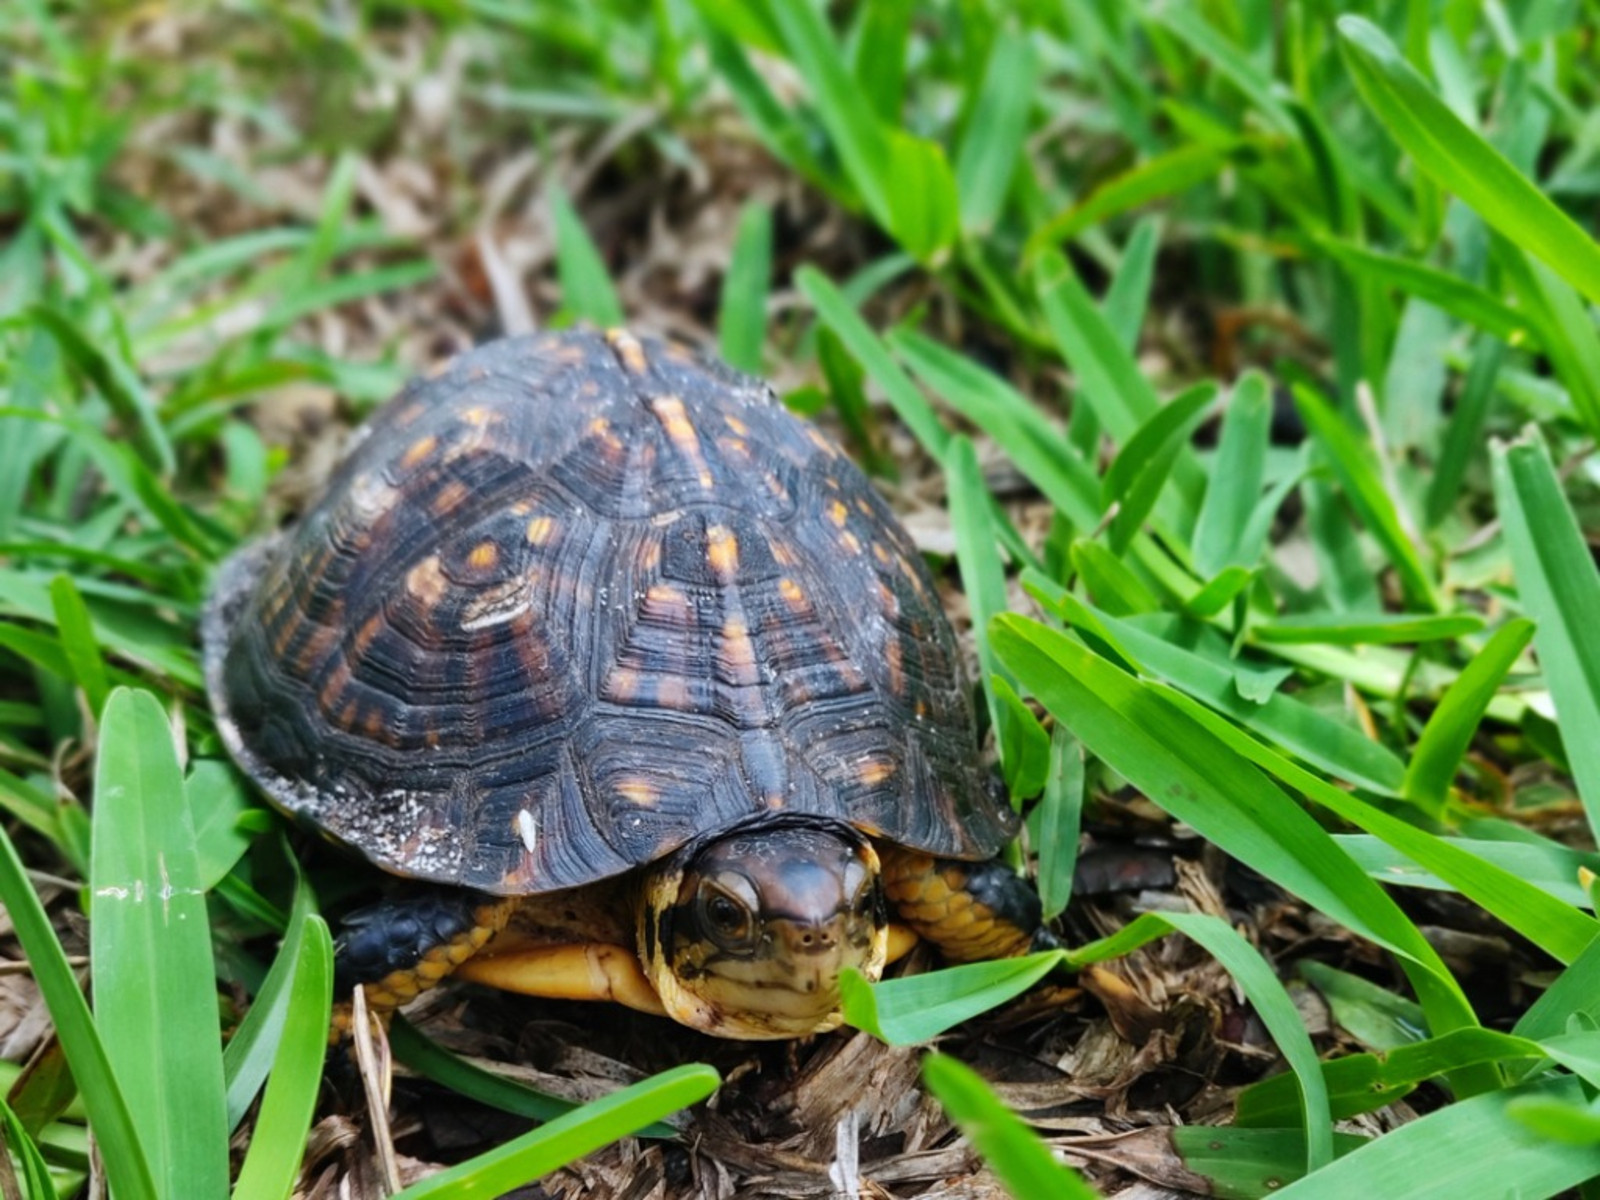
[203,329,1016,895]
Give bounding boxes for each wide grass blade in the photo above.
[1402,619,1536,811]
[0,829,155,1200]
[230,915,332,1200]
[922,1054,1098,1200]
[796,268,949,458]
[550,187,624,327]
[954,25,1036,236]
[1192,371,1270,576]
[1035,727,1084,921]
[1492,432,1600,835]
[91,688,228,1198]
[1292,385,1437,611]
[1274,1076,1600,1198]
[390,1063,720,1199]
[48,574,110,717]
[1338,17,1600,323]
[989,616,1478,1042]
[716,202,772,372]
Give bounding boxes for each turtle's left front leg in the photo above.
[879,847,1061,963]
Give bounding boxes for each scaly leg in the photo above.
[879,848,1060,963]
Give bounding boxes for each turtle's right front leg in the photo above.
[332,889,516,1035]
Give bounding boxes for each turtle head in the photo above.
[639,820,889,1039]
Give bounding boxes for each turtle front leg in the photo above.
[332,890,516,1034]
[454,942,667,1017]
[879,848,1061,963]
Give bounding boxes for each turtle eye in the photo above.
[699,885,754,948]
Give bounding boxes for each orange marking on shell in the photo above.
[828,500,849,528]
[362,707,387,741]
[766,472,790,503]
[764,793,785,810]
[637,537,662,573]
[616,778,659,807]
[706,525,740,583]
[856,497,874,516]
[655,674,692,710]
[406,555,449,606]
[806,427,841,456]
[770,539,797,567]
[460,406,492,427]
[721,617,759,685]
[778,577,808,610]
[526,516,557,546]
[401,434,438,469]
[876,581,900,618]
[858,758,895,787]
[725,415,750,435]
[432,479,470,517]
[839,530,863,555]
[885,638,905,695]
[648,394,714,490]
[606,329,650,373]
[468,541,499,570]
[511,500,533,516]
[718,436,749,459]
[352,613,385,657]
[872,543,892,566]
[318,661,350,713]
[645,583,692,625]
[603,668,640,703]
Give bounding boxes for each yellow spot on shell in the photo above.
[828,501,849,528]
[606,329,650,374]
[460,406,491,426]
[401,434,438,468]
[649,394,714,490]
[725,415,750,435]
[721,617,758,684]
[706,525,739,583]
[526,516,556,546]
[406,555,449,606]
[432,480,470,517]
[858,759,895,787]
[779,578,807,609]
[839,530,863,555]
[468,541,499,570]
[616,778,660,807]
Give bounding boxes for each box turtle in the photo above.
[203,328,1056,1040]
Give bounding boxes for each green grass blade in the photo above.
[550,187,624,327]
[879,128,960,263]
[1338,17,1600,314]
[954,25,1036,236]
[1253,612,1484,645]
[1274,1076,1600,1198]
[890,329,1101,530]
[1336,834,1594,910]
[1102,217,1162,350]
[989,615,1477,1039]
[716,202,772,373]
[1101,380,1217,553]
[1237,1027,1547,1127]
[796,267,949,458]
[1146,681,1600,966]
[0,830,155,1200]
[1035,727,1083,921]
[765,0,888,224]
[390,1063,720,1200]
[230,915,331,1200]
[1314,236,1539,348]
[0,1090,57,1200]
[1026,142,1233,254]
[922,1054,1099,1200]
[841,954,1063,1046]
[1492,432,1600,835]
[223,873,315,1132]
[1192,371,1270,576]
[1292,384,1438,611]
[48,574,109,717]
[946,435,1011,748]
[90,688,228,1198]
[1515,934,1600,1042]
[1425,338,1505,529]
[1403,619,1536,811]
[1171,1128,1368,1197]
[850,0,909,123]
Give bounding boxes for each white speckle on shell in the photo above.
[518,809,539,856]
